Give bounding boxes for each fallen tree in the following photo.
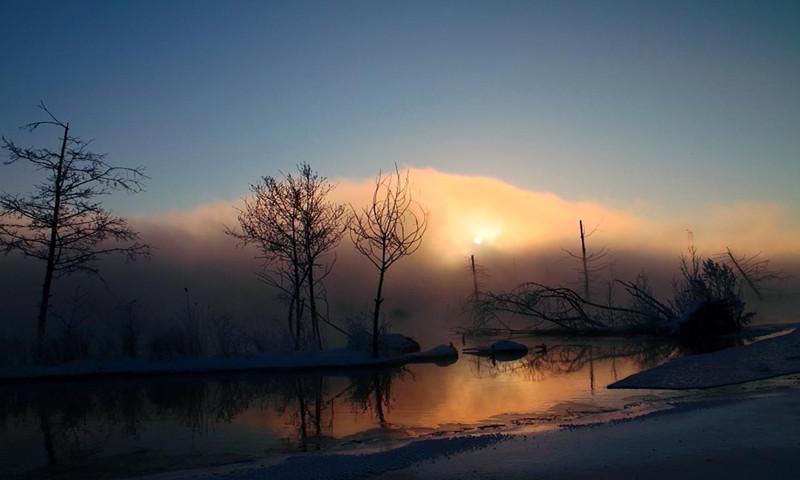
[474,254,757,340]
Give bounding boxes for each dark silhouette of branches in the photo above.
[562,220,610,300]
[465,254,494,329]
[228,172,306,348]
[227,164,345,350]
[349,167,428,357]
[479,241,755,338]
[0,103,150,348]
[297,165,347,349]
[480,281,650,333]
[717,247,785,300]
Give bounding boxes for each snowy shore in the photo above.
[139,386,800,480]
[374,388,800,480]
[609,326,800,389]
[0,344,458,382]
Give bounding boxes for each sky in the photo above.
[1,0,799,218]
[1,1,800,339]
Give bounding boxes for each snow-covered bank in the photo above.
[143,386,800,480]
[374,389,800,480]
[0,344,458,382]
[609,327,800,389]
[227,434,506,480]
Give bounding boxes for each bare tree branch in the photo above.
[349,167,428,357]
[1,105,150,347]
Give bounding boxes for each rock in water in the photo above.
[491,340,529,353]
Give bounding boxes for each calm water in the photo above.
[0,336,683,479]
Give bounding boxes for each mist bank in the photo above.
[1,168,798,348]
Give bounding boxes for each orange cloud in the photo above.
[332,168,800,263]
[126,168,800,270]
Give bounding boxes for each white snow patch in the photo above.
[609,327,800,389]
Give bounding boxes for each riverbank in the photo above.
[375,387,800,480]
[608,326,800,389]
[0,344,458,382]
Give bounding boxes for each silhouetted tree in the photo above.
[0,104,149,349]
[228,172,306,347]
[228,164,345,350]
[349,168,427,357]
[297,165,346,349]
[563,220,610,300]
[719,247,784,301]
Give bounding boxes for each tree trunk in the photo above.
[580,220,590,300]
[726,247,763,300]
[293,262,303,350]
[306,259,322,350]
[36,123,69,349]
[287,290,295,346]
[372,268,386,358]
[471,254,479,298]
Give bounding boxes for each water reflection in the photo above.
[0,338,677,478]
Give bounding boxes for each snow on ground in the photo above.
[223,434,506,480]
[375,388,800,480]
[0,344,458,381]
[609,326,800,389]
[143,386,800,480]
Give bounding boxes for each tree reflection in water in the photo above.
[0,339,691,478]
[0,368,408,477]
[466,339,678,386]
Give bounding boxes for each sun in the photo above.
[471,225,502,247]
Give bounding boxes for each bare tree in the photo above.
[297,165,347,349]
[563,220,610,300]
[718,248,784,301]
[228,173,306,348]
[349,168,427,357]
[0,104,150,348]
[227,164,345,350]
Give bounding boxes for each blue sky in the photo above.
[1,0,798,217]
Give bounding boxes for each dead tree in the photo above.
[0,104,149,348]
[563,220,610,300]
[349,168,428,357]
[470,254,479,298]
[465,254,493,330]
[480,279,676,335]
[719,248,784,301]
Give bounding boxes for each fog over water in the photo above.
[1,168,798,346]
